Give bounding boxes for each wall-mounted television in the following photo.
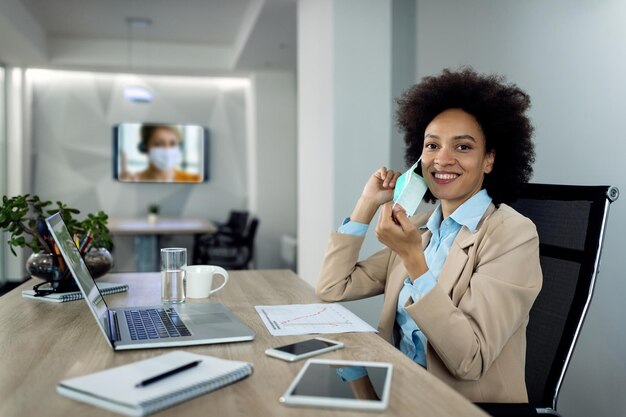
[113,122,209,183]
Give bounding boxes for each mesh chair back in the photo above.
[245,218,260,245]
[509,184,618,411]
[227,217,259,269]
[193,218,260,269]
[223,211,249,234]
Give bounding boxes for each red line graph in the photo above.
[276,306,353,327]
[257,304,372,333]
[280,307,328,325]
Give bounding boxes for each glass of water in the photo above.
[160,248,186,303]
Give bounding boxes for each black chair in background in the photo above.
[193,218,259,270]
[476,184,619,417]
[215,210,249,237]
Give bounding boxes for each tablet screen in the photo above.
[280,359,392,411]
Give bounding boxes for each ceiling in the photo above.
[0,0,297,74]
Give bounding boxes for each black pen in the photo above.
[135,360,202,388]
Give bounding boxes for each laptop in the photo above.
[46,212,255,350]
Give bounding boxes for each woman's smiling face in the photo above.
[421,108,495,217]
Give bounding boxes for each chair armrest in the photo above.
[213,232,245,246]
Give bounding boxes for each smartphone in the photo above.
[265,337,344,362]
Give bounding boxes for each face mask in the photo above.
[392,157,428,217]
[149,147,182,171]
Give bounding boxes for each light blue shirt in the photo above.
[338,189,492,367]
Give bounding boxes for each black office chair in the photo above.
[193,218,259,270]
[215,210,249,236]
[476,184,619,417]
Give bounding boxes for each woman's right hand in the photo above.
[361,167,402,205]
[350,167,402,224]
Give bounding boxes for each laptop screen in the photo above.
[46,213,113,346]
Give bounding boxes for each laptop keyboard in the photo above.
[124,308,192,340]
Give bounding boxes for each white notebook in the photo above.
[57,351,253,417]
[22,282,129,303]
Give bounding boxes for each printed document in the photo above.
[255,303,376,336]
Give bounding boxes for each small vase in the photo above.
[26,252,78,292]
[25,252,56,281]
[26,248,114,291]
[83,247,114,278]
[147,213,158,224]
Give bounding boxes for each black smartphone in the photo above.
[265,337,344,362]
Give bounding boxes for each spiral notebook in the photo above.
[22,282,129,303]
[57,351,253,417]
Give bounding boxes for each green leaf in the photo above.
[10,208,21,220]
[0,193,114,254]
[9,237,26,247]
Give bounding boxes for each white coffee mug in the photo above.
[185,265,229,299]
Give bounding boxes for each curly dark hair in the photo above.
[138,124,181,153]
[396,67,535,204]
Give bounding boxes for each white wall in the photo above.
[298,0,420,327]
[26,70,249,271]
[416,1,626,416]
[298,0,395,287]
[251,71,297,268]
[298,0,399,325]
[390,0,416,172]
[0,66,5,285]
[22,68,297,272]
[0,0,46,64]
[297,0,336,285]
[332,0,393,257]
[3,67,27,281]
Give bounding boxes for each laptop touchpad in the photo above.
[189,313,232,325]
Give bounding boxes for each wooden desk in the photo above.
[108,218,217,272]
[0,270,487,417]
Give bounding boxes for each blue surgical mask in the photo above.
[149,147,182,171]
[392,157,428,217]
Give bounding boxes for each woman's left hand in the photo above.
[375,203,428,280]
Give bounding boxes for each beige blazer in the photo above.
[317,203,542,403]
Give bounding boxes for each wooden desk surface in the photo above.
[108,217,217,235]
[0,270,487,417]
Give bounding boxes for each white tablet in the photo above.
[279,359,393,411]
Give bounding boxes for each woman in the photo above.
[317,68,542,403]
[121,124,200,182]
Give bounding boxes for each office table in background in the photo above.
[108,217,217,271]
[0,270,488,417]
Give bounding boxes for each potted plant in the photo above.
[147,203,160,224]
[0,194,114,291]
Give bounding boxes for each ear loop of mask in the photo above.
[392,156,421,214]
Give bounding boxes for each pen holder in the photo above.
[27,251,79,293]
[26,247,114,293]
[83,247,114,279]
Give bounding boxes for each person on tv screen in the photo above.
[120,124,201,182]
[316,68,542,403]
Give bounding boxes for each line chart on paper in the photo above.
[255,303,377,336]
